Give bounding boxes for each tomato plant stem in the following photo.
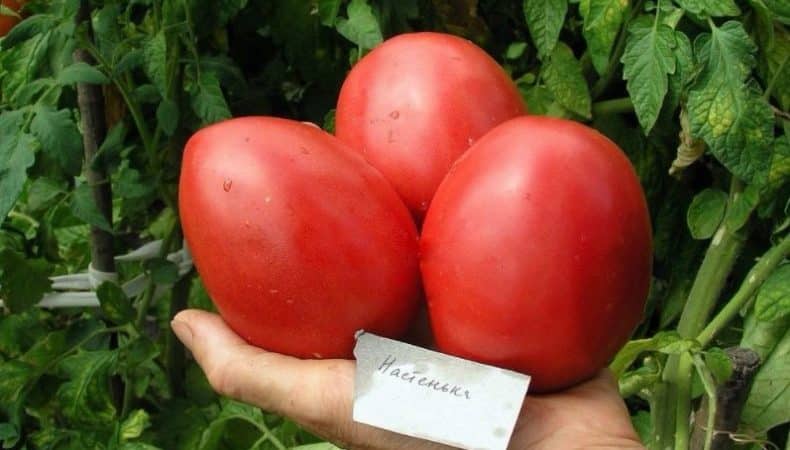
[166,270,193,396]
[676,179,747,338]
[660,178,749,450]
[592,97,634,116]
[697,232,790,347]
[121,223,180,417]
[83,43,155,157]
[674,353,694,450]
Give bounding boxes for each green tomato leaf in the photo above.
[30,106,83,177]
[741,328,790,432]
[703,347,734,384]
[143,31,167,96]
[69,183,112,233]
[687,21,774,185]
[741,309,788,361]
[190,72,231,125]
[120,409,151,441]
[766,135,790,193]
[0,361,32,416]
[120,443,163,450]
[19,330,67,368]
[0,422,19,448]
[134,84,161,104]
[216,0,248,27]
[117,163,155,199]
[196,399,266,450]
[114,49,145,76]
[96,282,134,325]
[156,99,179,136]
[763,0,790,23]
[505,41,528,60]
[542,42,591,118]
[688,84,774,185]
[144,258,179,285]
[621,16,676,133]
[0,249,52,312]
[56,350,118,427]
[754,264,790,322]
[724,183,760,232]
[70,182,113,232]
[687,188,728,239]
[666,31,693,114]
[523,0,567,59]
[0,15,57,49]
[579,0,629,74]
[610,331,697,376]
[674,0,740,17]
[318,0,342,26]
[335,0,383,50]
[520,84,572,118]
[27,177,66,214]
[0,128,36,225]
[0,310,47,357]
[56,62,109,85]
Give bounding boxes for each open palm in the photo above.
[172,310,644,450]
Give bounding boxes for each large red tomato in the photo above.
[420,116,652,392]
[179,117,421,359]
[0,0,24,37]
[336,32,526,220]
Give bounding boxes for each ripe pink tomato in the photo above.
[179,117,421,358]
[420,116,652,392]
[336,32,526,220]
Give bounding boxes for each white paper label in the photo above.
[352,332,530,450]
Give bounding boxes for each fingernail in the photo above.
[171,319,193,348]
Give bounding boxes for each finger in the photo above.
[171,309,451,449]
[171,309,352,426]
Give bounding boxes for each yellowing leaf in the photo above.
[542,42,592,118]
[523,0,567,59]
[687,21,774,185]
[580,0,629,74]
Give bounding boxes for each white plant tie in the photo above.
[0,240,194,310]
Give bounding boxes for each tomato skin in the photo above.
[179,117,421,358]
[0,0,23,37]
[420,116,652,392]
[336,32,526,220]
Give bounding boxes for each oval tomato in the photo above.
[179,117,421,358]
[336,32,526,220]
[0,0,24,37]
[420,116,652,392]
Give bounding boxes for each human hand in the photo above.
[171,309,645,450]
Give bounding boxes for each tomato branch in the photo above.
[660,177,750,450]
[690,348,761,450]
[697,232,790,347]
[592,97,634,116]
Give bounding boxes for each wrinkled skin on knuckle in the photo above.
[205,354,244,400]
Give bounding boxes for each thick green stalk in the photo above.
[592,97,635,116]
[674,354,694,450]
[659,179,748,450]
[677,179,747,338]
[698,233,790,347]
[652,381,674,450]
[121,224,179,417]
